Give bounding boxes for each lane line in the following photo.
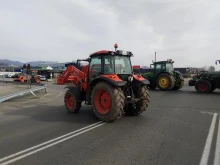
[214,115,220,165]
[199,113,217,165]
[0,121,103,163]
[42,91,63,103]
[200,111,214,115]
[40,93,49,99]
[23,105,36,108]
[1,122,105,165]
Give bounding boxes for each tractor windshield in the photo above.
[103,55,132,74]
[114,56,132,74]
[166,63,174,72]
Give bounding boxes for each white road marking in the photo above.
[199,113,217,165]
[200,111,214,115]
[20,98,38,104]
[214,115,220,165]
[23,105,36,108]
[0,121,105,165]
[40,93,49,99]
[42,91,63,103]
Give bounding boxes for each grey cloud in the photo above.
[0,0,220,70]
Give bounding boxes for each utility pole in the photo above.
[155,52,156,62]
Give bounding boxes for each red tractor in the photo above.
[63,44,150,122]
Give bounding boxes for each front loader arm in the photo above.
[58,65,87,91]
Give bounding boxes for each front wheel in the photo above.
[64,90,81,113]
[91,82,125,122]
[173,79,184,90]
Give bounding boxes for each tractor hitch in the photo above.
[126,96,145,104]
[188,79,196,86]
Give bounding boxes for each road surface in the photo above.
[0,84,219,165]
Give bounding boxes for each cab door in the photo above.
[88,56,102,81]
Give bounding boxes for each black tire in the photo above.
[211,83,216,92]
[211,87,216,92]
[195,80,212,93]
[149,81,157,90]
[64,90,81,113]
[124,85,150,116]
[173,79,184,90]
[156,73,175,91]
[91,82,125,122]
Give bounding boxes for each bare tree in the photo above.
[208,66,215,72]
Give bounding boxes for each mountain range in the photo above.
[0,59,57,67]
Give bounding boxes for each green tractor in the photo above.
[142,59,184,91]
[188,60,220,93]
[192,70,208,81]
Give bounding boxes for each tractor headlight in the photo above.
[128,76,133,82]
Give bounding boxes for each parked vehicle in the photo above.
[142,59,184,91]
[188,60,220,93]
[39,75,47,81]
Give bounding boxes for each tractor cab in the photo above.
[88,47,134,81]
[151,59,174,74]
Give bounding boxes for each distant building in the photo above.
[140,66,150,69]
[138,67,189,75]
[174,68,188,75]
[38,62,67,69]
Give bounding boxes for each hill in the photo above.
[0,59,57,67]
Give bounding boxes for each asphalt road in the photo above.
[0,84,219,165]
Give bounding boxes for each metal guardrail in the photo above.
[0,85,47,103]
[0,80,45,86]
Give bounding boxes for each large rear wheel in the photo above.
[173,79,184,90]
[124,85,150,116]
[156,73,175,91]
[149,81,157,90]
[211,85,216,92]
[91,82,125,122]
[64,90,81,113]
[195,80,212,93]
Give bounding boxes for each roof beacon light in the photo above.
[167,59,172,62]
[114,43,118,51]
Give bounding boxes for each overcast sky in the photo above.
[0,0,220,69]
